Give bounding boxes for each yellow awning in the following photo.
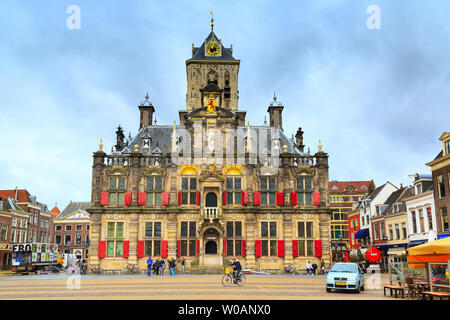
[408,237,450,256]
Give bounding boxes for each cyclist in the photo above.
[230,258,242,284]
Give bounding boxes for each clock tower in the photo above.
[185,17,240,112]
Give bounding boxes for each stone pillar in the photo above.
[91,151,106,205]
[88,212,101,266]
[283,212,293,266]
[167,213,178,259]
[245,212,256,270]
[128,213,139,265]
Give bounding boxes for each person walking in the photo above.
[181,258,185,274]
[160,259,166,276]
[169,258,176,276]
[312,262,318,275]
[153,258,160,277]
[146,256,153,277]
[306,261,312,275]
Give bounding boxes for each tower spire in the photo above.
[210,11,214,32]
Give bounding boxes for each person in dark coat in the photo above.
[169,258,176,276]
[146,256,153,277]
[153,258,160,276]
[312,263,318,275]
[159,259,166,276]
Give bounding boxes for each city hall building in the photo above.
[88,21,332,272]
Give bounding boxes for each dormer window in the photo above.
[445,139,450,156]
[415,183,422,195]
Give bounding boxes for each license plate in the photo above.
[335,282,346,286]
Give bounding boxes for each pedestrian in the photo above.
[181,258,185,274]
[160,259,166,276]
[312,262,318,275]
[306,261,312,275]
[169,258,176,276]
[153,258,160,277]
[146,256,153,277]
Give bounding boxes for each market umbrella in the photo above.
[407,237,450,264]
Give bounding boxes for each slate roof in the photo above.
[3,197,26,212]
[120,124,303,156]
[189,31,235,61]
[57,202,91,219]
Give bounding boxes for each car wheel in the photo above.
[326,288,331,293]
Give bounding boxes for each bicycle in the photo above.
[222,267,246,287]
[123,264,139,274]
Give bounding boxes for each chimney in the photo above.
[14,186,18,202]
[267,93,284,131]
[139,93,155,129]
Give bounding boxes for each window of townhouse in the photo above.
[411,211,417,233]
[296,176,312,205]
[65,234,71,245]
[181,176,198,205]
[76,233,82,245]
[331,225,345,241]
[146,176,163,205]
[297,221,314,256]
[395,224,400,240]
[389,225,393,240]
[144,221,162,257]
[226,221,242,256]
[401,223,407,239]
[437,175,446,198]
[441,207,449,232]
[109,175,126,206]
[380,223,385,240]
[260,177,276,205]
[55,235,61,244]
[22,231,26,243]
[76,225,82,231]
[261,221,277,256]
[32,229,37,242]
[55,225,62,232]
[0,225,7,241]
[65,225,72,232]
[106,221,124,257]
[225,176,242,205]
[180,221,196,257]
[332,209,345,221]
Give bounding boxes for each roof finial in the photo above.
[210,11,214,32]
[98,137,103,152]
[318,138,323,152]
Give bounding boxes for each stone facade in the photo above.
[88,25,331,273]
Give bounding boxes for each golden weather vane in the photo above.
[210,11,214,31]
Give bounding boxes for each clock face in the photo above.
[207,42,220,56]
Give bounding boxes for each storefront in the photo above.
[0,244,12,269]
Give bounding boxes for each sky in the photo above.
[0,0,449,211]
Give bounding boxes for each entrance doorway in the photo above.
[205,241,217,254]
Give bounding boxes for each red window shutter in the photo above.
[123,240,129,258]
[161,240,168,258]
[314,240,322,257]
[241,192,248,205]
[98,240,106,258]
[195,240,199,255]
[277,240,285,257]
[124,192,132,206]
[276,192,284,206]
[222,191,227,205]
[253,192,261,205]
[177,240,181,258]
[290,192,297,205]
[138,192,146,206]
[100,192,108,206]
[292,240,299,258]
[242,240,246,257]
[196,192,200,205]
[137,240,145,258]
[178,191,182,205]
[313,192,320,205]
[255,240,262,257]
[162,192,169,205]
[223,239,227,255]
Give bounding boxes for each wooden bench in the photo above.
[384,285,405,298]
[421,291,450,300]
[103,269,121,275]
[261,268,280,275]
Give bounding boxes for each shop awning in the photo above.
[407,237,450,256]
[355,228,369,239]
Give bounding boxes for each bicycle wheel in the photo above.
[237,273,246,286]
[222,274,232,287]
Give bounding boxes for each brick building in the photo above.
[328,180,374,261]
[87,21,332,273]
[0,189,54,269]
[426,132,450,240]
[54,202,90,259]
